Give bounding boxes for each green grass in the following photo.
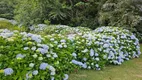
[69,45,142,80]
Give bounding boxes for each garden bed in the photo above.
[0,26,141,80]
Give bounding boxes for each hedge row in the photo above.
[0,26,141,80]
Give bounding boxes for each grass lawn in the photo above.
[69,45,142,80]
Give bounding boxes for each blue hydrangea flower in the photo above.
[16,54,26,59]
[95,64,99,68]
[108,52,115,59]
[27,33,32,37]
[90,49,94,57]
[51,77,54,80]
[96,68,101,70]
[50,71,55,75]
[103,55,107,59]
[63,74,69,80]
[46,54,51,58]
[71,60,87,68]
[4,68,14,76]
[26,71,33,79]
[58,44,63,48]
[31,46,36,51]
[72,60,83,66]
[72,53,77,57]
[32,70,38,75]
[63,44,67,48]
[39,63,48,70]
[60,39,66,43]
[53,53,58,58]
[29,63,35,68]
[41,44,49,49]
[82,63,87,68]
[95,57,100,61]
[95,53,99,56]
[49,66,55,72]
[82,49,88,53]
[130,35,136,39]
[83,57,87,61]
[37,48,48,54]
[31,35,42,43]
[125,58,129,60]
[138,51,141,55]
[50,38,55,41]
[24,47,29,50]
[103,44,109,48]
[87,66,91,69]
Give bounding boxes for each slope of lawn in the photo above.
[69,44,142,80]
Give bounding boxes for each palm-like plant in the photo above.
[47,0,71,21]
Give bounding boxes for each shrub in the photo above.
[93,27,141,64]
[71,33,107,70]
[0,26,141,80]
[0,29,78,80]
[133,32,142,43]
[30,24,91,35]
[0,20,14,29]
[67,26,141,70]
[0,20,25,31]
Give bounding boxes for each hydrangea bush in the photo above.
[71,33,107,70]
[30,24,91,35]
[65,27,141,70]
[0,26,141,80]
[70,27,141,70]
[93,27,141,64]
[0,29,78,80]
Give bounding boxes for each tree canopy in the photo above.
[0,0,142,31]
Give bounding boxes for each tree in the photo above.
[132,0,142,33]
[14,0,44,26]
[0,0,15,19]
[98,0,141,30]
[68,0,106,29]
[14,0,71,26]
[13,0,142,31]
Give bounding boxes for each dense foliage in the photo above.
[0,29,78,80]
[0,26,141,80]
[0,18,25,31]
[0,0,15,19]
[0,0,141,29]
[0,0,142,79]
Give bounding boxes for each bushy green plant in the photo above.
[0,0,15,19]
[71,34,107,70]
[67,26,141,70]
[93,27,141,64]
[133,32,142,43]
[0,26,141,80]
[0,29,78,80]
[0,20,25,31]
[0,20,14,29]
[30,25,91,35]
